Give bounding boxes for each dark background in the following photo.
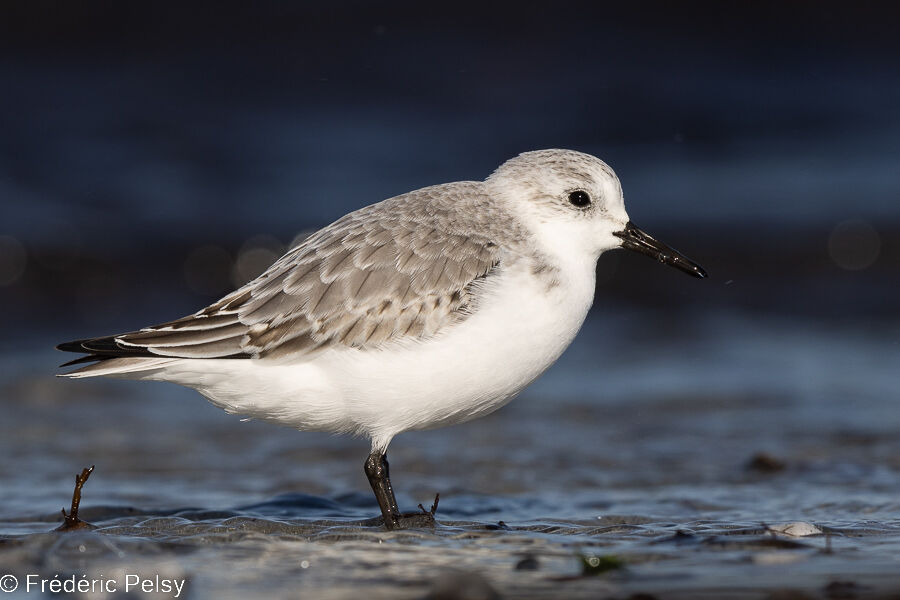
[1,0,899,340]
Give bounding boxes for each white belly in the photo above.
[155,261,596,451]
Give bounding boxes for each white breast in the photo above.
[323,256,596,450]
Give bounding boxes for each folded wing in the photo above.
[59,187,502,366]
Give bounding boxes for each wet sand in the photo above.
[3,312,900,598]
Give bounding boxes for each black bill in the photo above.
[613,221,707,278]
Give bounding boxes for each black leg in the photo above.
[364,451,401,529]
[364,451,439,530]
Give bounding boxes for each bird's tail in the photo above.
[58,356,178,379]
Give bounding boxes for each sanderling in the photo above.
[58,149,706,529]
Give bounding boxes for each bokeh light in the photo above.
[288,229,316,251]
[232,235,286,287]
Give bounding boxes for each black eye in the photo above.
[567,190,591,207]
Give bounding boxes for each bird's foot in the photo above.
[387,493,440,530]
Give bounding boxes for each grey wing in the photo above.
[64,208,501,362]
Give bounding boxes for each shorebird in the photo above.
[58,149,706,529]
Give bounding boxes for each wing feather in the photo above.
[58,182,510,365]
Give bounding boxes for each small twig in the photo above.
[55,465,96,532]
[418,493,440,516]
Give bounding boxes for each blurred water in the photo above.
[3,3,900,253]
[2,308,900,598]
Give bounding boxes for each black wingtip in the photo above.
[57,340,88,353]
[56,335,146,357]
